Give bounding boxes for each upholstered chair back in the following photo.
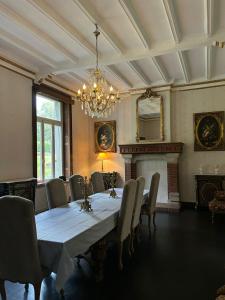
[90,172,105,193]
[146,172,160,213]
[46,178,67,209]
[132,176,145,230]
[117,179,137,242]
[0,196,42,284]
[69,174,84,201]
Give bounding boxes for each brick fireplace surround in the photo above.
[119,142,184,211]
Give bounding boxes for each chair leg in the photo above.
[131,230,135,254]
[148,215,151,236]
[140,214,143,225]
[212,212,215,224]
[136,225,141,243]
[25,283,29,292]
[118,241,123,271]
[0,279,6,300]
[60,288,65,299]
[128,234,132,256]
[153,212,156,230]
[33,281,41,300]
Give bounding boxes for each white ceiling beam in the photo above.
[72,0,123,53]
[105,66,133,88]
[177,51,190,83]
[205,46,213,80]
[162,0,190,83]
[0,28,56,68]
[0,3,78,64]
[162,0,181,43]
[151,57,169,82]
[48,31,225,74]
[204,0,214,36]
[67,72,88,85]
[119,0,150,48]
[127,61,151,85]
[26,0,96,55]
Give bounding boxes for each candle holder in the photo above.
[109,171,117,198]
[79,176,93,212]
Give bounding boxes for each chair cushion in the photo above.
[209,199,225,212]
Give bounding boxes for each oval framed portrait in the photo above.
[95,121,116,152]
[194,111,225,151]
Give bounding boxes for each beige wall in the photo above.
[72,102,92,177]
[171,86,225,203]
[0,66,91,211]
[2,65,225,205]
[0,66,33,180]
[89,90,170,184]
[89,86,225,203]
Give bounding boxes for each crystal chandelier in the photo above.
[76,24,120,118]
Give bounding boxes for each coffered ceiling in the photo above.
[0,0,225,92]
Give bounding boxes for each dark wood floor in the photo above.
[3,210,225,300]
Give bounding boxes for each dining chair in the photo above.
[0,196,48,300]
[130,176,145,253]
[116,179,137,270]
[90,172,105,193]
[45,178,68,209]
[69,174,84,201]
[141,172,160,234]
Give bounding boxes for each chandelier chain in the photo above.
[94,24,100,69]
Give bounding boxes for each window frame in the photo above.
[32,84,73,182]
[36,103,63,181]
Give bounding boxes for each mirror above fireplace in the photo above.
[136,88,164,142]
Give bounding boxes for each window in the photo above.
[33,84,73,181]
[36,94,63,181]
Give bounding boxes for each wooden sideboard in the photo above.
[0,178,37,207]
[195,175,225,209]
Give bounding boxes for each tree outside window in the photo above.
[36,94,63,181]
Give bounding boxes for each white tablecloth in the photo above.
[36,189,123,291]
[35,188,148,291]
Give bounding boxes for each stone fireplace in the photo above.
[119,142,184,211]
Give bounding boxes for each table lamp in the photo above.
[98,152,107,172]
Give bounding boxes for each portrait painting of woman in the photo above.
[95,121,116,152]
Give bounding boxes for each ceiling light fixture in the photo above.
[76,24,120,118]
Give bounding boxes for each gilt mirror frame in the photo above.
[136,88,164,142]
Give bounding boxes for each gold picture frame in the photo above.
[194,111,225,151]
[95,121,116,153]
[136,88,164,142]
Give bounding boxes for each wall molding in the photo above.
[0,56,77,97]
[2,55,225,96]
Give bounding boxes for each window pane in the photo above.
[36,94,61,121]
[44,124,53,179]
[37,122,42,180]
[54,125,63,178]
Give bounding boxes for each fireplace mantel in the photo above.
[119,142,184,212]
[119,142,184,155]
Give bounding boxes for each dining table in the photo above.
[35,188,148,292]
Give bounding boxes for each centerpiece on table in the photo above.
[109,171,117,198]
[79,176,93,212]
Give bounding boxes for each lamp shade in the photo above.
[97,152,107,160]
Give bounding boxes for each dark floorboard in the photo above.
[2,210,225,300]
